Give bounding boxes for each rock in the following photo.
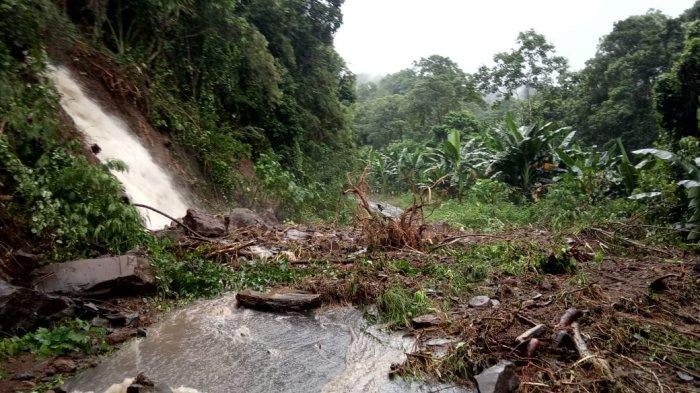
[236,289,321,312]
[367,201,403,220]
[240,246,274,260]
[412,314,441,328]
[136,327,148,337]
[285,229,312,241]
[0,279,73,333]
[134,372,155,387]
[490,299,501,308]
[32,255,155,297]
[105,312,140,327]
[182,209,226,237]
[52,358,77,373]
[677,371,695,382]
[90,143,101,154]
[12,372,33,380]
[468,295,492,308]
[474,360,520,393]
[90,316,111,328]
[227,208,268,229]
[107,329,136,345]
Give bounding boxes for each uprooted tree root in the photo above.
[342,170,429,252]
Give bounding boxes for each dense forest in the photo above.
[0,1,699,392]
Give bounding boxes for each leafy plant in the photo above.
[633,147,700,240]
[481,114,572,191]
[0,319,107,359]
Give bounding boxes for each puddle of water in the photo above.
[64,294,468,393]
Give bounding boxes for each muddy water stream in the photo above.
[65,294,468,393]
[47,65,190,230]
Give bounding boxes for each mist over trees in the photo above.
[354,5,699,151]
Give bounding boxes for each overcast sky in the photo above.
[335,0,693,77]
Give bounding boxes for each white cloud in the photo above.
[334,0,692,76]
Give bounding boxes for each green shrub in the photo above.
[0,319,107,359]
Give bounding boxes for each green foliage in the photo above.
[654,20,700,145]
[0,15,145,259]
[0,319,107,359]
[569,11,685,148]
[481,114,572,191]
[633,143,700,240]
[147,238,234,299]
[354,55,482,148]
[377,285,433,327]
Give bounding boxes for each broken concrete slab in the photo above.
[236,289,321,312]
[0,280,74,333]
[183,209,226,237]
[474,360,520,393]
[32,255,155,297]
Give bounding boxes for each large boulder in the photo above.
[227,208,269,229]
[0,280,74,333]
[182,209,226,237]
[31,255,155,297]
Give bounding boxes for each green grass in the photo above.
[377,285,434,327]
[381,182,642,233]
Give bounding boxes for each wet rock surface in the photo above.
[0,279,74,333]
[227,208,270,229]
[474,360,519,393]
[183,209,226,237]
[64,295,469,393]
[236,288,322,312]
[31,255,155,296]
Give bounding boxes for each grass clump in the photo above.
[377,285,434,327]
[0,319,107,359]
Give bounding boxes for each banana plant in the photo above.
[633,148,700,241]
[481,113,571,191]
[424,129,491,200]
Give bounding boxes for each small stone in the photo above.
[107,330,134,345]
[412,314,441,328]
[490,299,501,308]
[91,316,111,328]
[134,372,155,386]
[522,299,535,308]
[136,327,148,337]
[12,372,33,380]
[677,371,695,382]
[18,381,37,389]
[475,360,520,393]
[468,295,491,308]
[52,358,76,373]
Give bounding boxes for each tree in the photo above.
[478,30,568,100]
[654,20,700,145]
[569,11,685,148]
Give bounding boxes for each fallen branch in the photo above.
[131,203,211,241]
[590,227,674,257]
[516,324,546,344]
[205,240,256,258]
[571,322,615,381]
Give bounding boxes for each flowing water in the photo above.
[47,64,469,393]
[47,65,189,230]
[64,295,468,393]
